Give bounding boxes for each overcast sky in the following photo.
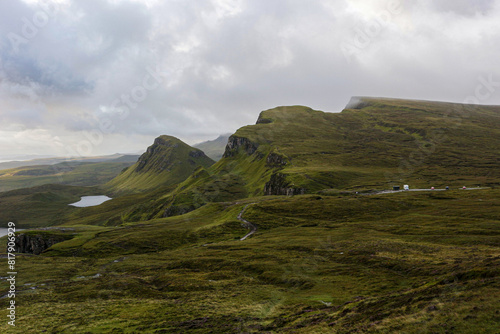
[1,0,499,159]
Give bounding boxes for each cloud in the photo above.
[0,0,499,158]
[428,0,495,16]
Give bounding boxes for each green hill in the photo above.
[0,159,137,193]
[0,184,102,228]
[105,135,215,194]
[221,98,500,195]
[1,98,499,333]
[123,98,500,221]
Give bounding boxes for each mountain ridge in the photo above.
[107,97,500,222]
[105,135,215,194]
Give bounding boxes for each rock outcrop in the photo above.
[163,204,196,218]
[15,232,71,255]
[264,173,305,196]
[266,152,288,167]
[223,136,259,158]
[136,136,179,173]
[256,113,273,124]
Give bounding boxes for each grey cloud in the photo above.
[429,0,495,16]
[1,0,500,157]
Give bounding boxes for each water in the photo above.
[0,228,24,238]
[69,195,112,208]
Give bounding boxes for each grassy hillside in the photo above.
[117,98,500,222]
[228,99,500,193]
[105,135,215,194]
[1,188,498,333]
[0,184,103,228]
[0,159,137,192]
[5,98,499,227]
[0,98,499,333]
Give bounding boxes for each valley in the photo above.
[0,97,499,333]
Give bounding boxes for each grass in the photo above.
[0,184,104,228]
[105,135,214,194]
[131,100,500,221]
[0,98,499,332]
[0,188,498,333]
[0,161,135,193]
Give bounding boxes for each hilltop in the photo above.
[224,98,500,194]
[105,135,215,194]
[115,98,500,222]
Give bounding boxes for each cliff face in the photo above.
[15,233,71,255]
[264,173,305,196]
[135,136,179,172]
[266,152,288,167]
[136,136,211,173]
[223,136,259,158]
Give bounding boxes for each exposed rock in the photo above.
[264,173,305,196]
[223,136,259,158]
[107,135,215,194]
[14,233,71,255]
[135,136,179,172]
[266,152,288,167]
[256,112,273,124]
[163,205,196,218]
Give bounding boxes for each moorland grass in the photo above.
[1,189,498,333]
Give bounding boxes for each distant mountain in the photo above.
[0,154,139,171]
[193,134,231,161]
[109,155,140,163]
[105,135,215,194]
[0,157,139,193]
[0,154,54,163]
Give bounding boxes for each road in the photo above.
[373,187,488,195]
[237,204,257,241]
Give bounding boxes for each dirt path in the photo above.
[370,187,489,195]
[237,204,257,241]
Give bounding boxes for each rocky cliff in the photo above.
[266,152,288,167]
[223,136,259,158]
[15,232,72,255]
[264,173,306,196]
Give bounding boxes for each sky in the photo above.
[0,0,499,159]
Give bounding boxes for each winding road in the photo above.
[237,204,257,241]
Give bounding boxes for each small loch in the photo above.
[69,196,112,208]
